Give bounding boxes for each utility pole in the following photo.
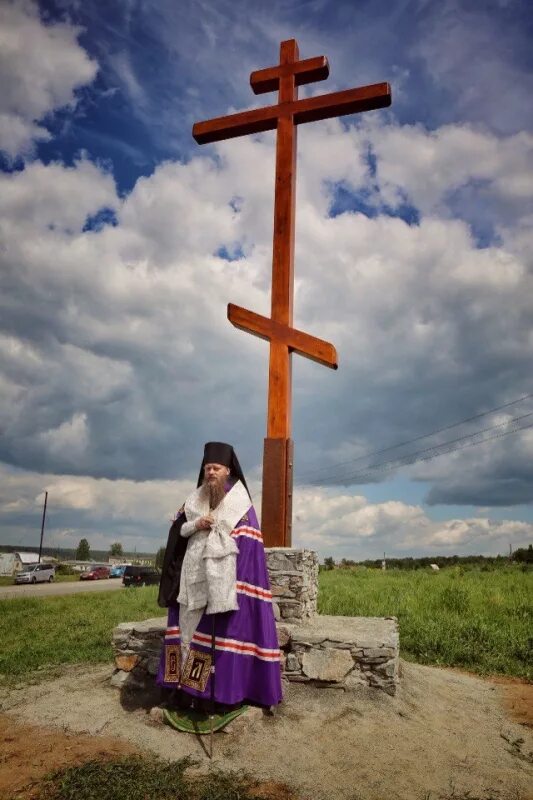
[382,551,386,571]
[38,491,48,564]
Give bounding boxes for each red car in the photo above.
[80,566,111,580]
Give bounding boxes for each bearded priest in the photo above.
[157,441,283,709]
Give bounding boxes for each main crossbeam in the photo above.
[193,82,390,144]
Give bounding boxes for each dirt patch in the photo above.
[0,715,297,800]
[1,662,532,800]
[434,665,533,729]
[489,676,533,729]
[0,715,137,799]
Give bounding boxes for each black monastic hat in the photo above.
[196,441,250,496]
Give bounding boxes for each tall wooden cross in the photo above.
[193,39,391,547]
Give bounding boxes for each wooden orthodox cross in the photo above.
[193,39,391,547]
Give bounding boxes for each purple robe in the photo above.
[156,503,283,707]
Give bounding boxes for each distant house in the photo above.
[61,560,107,572]
[0,551,42,576]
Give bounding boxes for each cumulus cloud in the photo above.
[39,412,89,462]
[0,463,192,551]
[1,464,530,557]
[0,0,97,159]
[290,486,533,557]
[1,116,532,520]
[1,0,532,557]
[70,0,533,162]
[292,486,533,559]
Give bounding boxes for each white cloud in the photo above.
[39,412,89,460]
[1,464,530,557]
[0,463,193,551]
[0,0,97,159]
[0,117,532,511]
[368,123,533,214]
[292,486,533,559]
[0,158,117,231]
[0,111,50,157]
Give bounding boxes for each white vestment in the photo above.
[177,480,251,659]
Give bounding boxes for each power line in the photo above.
[296,391,533,482]
[311,411,533,485]
[302,412,533,486]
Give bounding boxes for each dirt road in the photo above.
[0,577,124,600]
[1,661,532,800]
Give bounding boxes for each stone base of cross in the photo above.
[193,39,391,547]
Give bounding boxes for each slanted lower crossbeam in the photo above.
[228,304,338,370]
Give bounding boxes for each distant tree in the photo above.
[155,546,166,569]
[340,558,356,568]
[323,556,335,570]
[109,542,124,557]
[512,544,533,563]
[76,538,90,561]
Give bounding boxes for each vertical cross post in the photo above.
[263,39,299,547]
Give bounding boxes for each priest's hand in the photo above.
[195,514,214,531]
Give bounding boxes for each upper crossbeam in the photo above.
[250,55,329,94]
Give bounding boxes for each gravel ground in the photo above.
[1,661,532,800]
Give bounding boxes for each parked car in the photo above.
[15,563,55,584]
[80,566,111,580]
[123,565,160,587]
[109,565,127,578]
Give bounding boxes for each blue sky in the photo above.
[1,0,532,559]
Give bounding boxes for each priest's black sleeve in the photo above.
[157,511,189,608]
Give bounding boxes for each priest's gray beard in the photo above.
[201,476,226,509]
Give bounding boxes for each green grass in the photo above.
[0,574,80,586]
[0,586,162,681]
[32,754,523,800]
[37,754,298,800]
[1,568,531,684]
[319,566,533,680]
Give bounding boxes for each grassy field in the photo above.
[0,567,531,683]
[0,586,161,681]
[319,566,533,679]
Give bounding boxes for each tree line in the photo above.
[323,545,532,570]
[74,539,166,567]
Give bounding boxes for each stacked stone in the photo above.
[277,615,399,695]
[111,614,399,695]
[110,547,400,696]
[110,618,166,689]
[265,548,319,622]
